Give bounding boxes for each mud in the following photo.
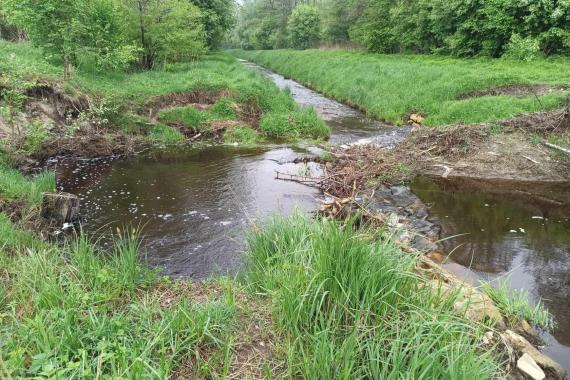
[458,84,568,100]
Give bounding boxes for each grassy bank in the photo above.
[0,41,329,157]
[230,49,570,126]
[1,206,510,378]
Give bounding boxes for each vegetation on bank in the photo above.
[0,202,508,378]
[231,49,570,126]
[231,0,570,59]
[0,41,330,162]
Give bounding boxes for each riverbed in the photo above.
[58,60,570,372]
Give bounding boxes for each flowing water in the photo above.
[58,61,570,371]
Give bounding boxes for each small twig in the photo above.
[521,155,540,165]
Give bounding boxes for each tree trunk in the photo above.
[64,55,71,80]
[41,192,80,225]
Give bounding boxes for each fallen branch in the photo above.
[543,142,570,155]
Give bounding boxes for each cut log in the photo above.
[41,192,80,225]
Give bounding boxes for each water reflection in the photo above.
[411,176,570,370]
[58,145,320,279]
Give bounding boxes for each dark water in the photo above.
[58,61,399,279]
[58,146,321,279]
[411,176,570,371]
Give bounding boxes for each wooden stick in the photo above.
[543,142,570,155]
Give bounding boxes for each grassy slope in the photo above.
[230,49,570,126]
[0,41,329,141]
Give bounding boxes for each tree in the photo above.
[287,4,321,50]
[190,0,235,50]
[2,0,137,76]
[123,0,206,68]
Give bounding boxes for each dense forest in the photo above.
[231,0,570,59]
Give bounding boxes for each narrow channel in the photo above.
[58,60,570,371]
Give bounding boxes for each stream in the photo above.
[57,61,570,371]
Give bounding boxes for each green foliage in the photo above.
[223,127,260,144]
[210,97,237,120]
[232,0,570,57]
[0,164,55,205]
[159,107,210,130]
[190,0,236,50]
[260,108,330,139]
[245,214,501,378]
[148,123,185,145]
[22,120,49,154]
[287,5,321,50]
[482,280,552,330]
[121,0,206,69]
[504,34,541,61]
[2,0,138,71]
[0,231,237,378]
[232,49,570,126]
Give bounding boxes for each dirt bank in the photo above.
[322,105,570,200]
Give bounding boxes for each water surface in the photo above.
[411,176,570,370]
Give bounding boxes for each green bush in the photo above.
[260,108,329,139]
[148,124,185,145]
[503,34,541,61]
[287,5,321,50]
[223,127,260,144]
[22,120,49,154]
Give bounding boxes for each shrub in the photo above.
[148,124,185,145]
[260,108,330,139]
[22,120,49,154]
[503,34,541,61]
[287,5,321,50]
[223,127,260,145]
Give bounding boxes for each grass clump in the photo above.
[210,97,237,120]
[0,231,239,378]
[245,213,501,379]
[0,214,44,253]
[148,124,185,145]
[159,106,210,131]
[260,108,330,140]
[231,49,570,126]
[0,164,55,205]
[482,280,552,330]
[223,127,261,145]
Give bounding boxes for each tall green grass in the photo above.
[245,214,502,379]
[231,49,570,126]
[0,230,238,378]
[482,280,552,330]
[0,164,55,205]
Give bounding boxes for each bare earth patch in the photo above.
[458,84,568,99]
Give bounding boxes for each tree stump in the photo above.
[41,192,80,225]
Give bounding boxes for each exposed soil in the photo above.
[323,104,570,199]
[458,84,568,100]
[144,90,231,121]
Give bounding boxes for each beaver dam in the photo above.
[57,61,570,373]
